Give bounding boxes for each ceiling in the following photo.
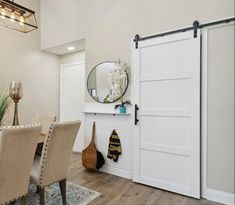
[44,39,85,56]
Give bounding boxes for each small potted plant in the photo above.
[0,88,10,126]
[114,100,131,114]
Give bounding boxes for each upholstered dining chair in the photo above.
[38,116,57,135]
[30,121,81,205]
[0,124,42,205]
[36,116,57,156]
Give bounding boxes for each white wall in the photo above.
[0,0,59,125]
[40,0,235,198]
[59,51,85,65]
[40,0,85,50]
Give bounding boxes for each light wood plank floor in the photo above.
[68,153,221,205]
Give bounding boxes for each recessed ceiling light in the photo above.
[67,46,75,51]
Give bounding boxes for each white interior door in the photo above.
[132,30,201,198]
[60,62,85,152]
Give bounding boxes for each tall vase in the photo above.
[9,81,23,126]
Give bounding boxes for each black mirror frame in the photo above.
[87,61,129,104]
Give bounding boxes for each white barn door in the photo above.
[132,30,201,198]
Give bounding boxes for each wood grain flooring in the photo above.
[67,153,221,205]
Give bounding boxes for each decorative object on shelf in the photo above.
[0,0,37,33]
[9,81,23,125]
[90,88,97,98]
[114,100,131,114]
[87,60,129,104]
[82,122,105,170]
[0,88,10,126]
[107,129,122,162]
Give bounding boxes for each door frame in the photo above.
[59,61,85,120]
[201,29,208,199]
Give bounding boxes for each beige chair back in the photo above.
[38,116,57,135]
[0,125,42,205]
[38,121,81,187]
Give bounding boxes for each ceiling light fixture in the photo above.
[0,0,37,33]
[67,46,75,51]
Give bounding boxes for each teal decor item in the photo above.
[15,182,100,205]
[115,100,131,114]
[119,106,126,113]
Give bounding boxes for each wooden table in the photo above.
[38,134,46,144]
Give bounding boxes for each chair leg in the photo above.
[36,185,40,194]
[38,187,45,205]
[20,195,27,205]
[59,179,67,205]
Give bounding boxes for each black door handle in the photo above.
[135,104,139,125]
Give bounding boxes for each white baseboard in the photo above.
[71,152,132,179]
[73,149,82,154]
[72,150,81,154]
[206,188,234,205]
[100,165,132,179]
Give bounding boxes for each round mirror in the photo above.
[87,61,129,103]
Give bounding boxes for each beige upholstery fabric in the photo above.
[31,155,41,183]
[31,121,81,187]
[0,124,42,205]
[38,116,57,135]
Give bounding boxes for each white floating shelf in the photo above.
[84,111,131,115]
[84,103,132,116]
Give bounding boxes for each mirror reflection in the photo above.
[87,61,129,103]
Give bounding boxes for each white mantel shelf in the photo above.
[84,103,132,116]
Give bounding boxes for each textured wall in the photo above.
[0,0,59,125]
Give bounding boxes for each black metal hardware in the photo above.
[134,104,139,125]
[133,17,235,42]
[134,34,140,49]
[193,20,199,38]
